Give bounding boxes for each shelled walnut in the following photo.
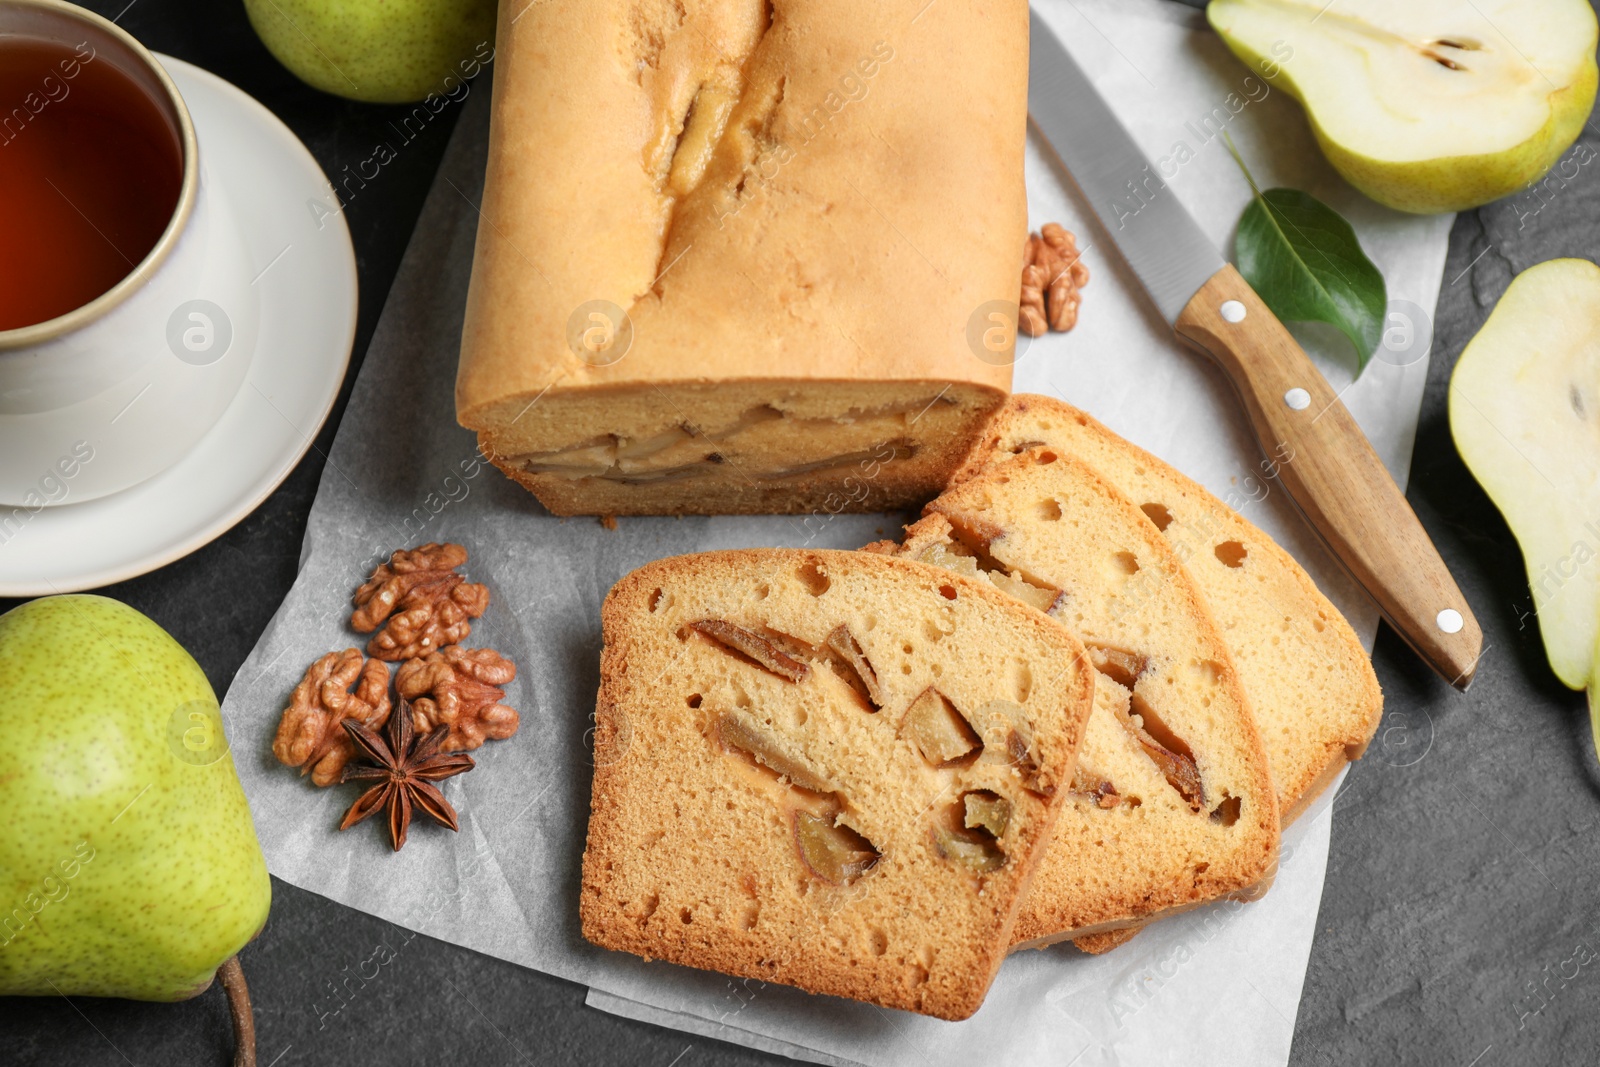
[273,649,392,787]
[275,542,522,848]
[396,646,520,753]
[352,542,490,661]
[1019,223,1090,337]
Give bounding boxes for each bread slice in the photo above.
[1069,925,1138,955]
[581,549,1096,1019]
[457,0,1027,515]
[954,395,1383,825]
[866,448,1280,948]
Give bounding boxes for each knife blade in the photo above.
[1026,8,1484,688]
[1028,11,1223,323]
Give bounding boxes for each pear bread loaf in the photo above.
[865,448,1281,949]
[457,0,1028,516]
[954,395,1383,825]
[580,549,1096,1019]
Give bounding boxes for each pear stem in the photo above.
[219,955,256,1067]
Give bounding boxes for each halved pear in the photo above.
[1589,666,1600,761]
[1449,259,1600,690]
[1210,0,1598,214]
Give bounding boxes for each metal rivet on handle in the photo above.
[1220,300,1247,323]
[1436,608,1464,634]
[1284,388,1311,411]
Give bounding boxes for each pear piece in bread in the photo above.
[956,395,1382,828]
[868,448,1281,949]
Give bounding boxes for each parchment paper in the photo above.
[221,2,1454,1064]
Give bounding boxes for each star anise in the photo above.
[338,698,475,851]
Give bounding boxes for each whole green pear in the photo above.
[0,595,271,1001]
[243,0,497,104]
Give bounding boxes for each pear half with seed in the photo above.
[1210,0,1598,213]
[1449,259,1600,707]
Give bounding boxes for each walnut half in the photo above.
[352,543,490,662]
[272,649,392,787]
[1019,224,1090,336]
[395,646,519,753]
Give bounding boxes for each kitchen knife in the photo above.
[1026,9,1483,688]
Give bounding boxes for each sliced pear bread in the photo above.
[580,549,1097,1019]
[955,395,1382,824]
[1070,925,1140,955]
[869,448,1281,948]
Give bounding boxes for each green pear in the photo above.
[1209,0,1598,214]
[1589,670,1600,764]
[1448,259,1600,692]
[0,595,271,1001]
[243,0,497,105]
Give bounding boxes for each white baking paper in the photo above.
[221,2,1453,1064]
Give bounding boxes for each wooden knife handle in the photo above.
[1175,265,1482,689]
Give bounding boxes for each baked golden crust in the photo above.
[457,0,1027,515]
[580,549,1095,1019]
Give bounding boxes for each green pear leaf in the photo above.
[1223,137,1388,375]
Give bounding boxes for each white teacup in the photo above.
[0,0,257,507]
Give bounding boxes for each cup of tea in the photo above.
[0,0,259,506]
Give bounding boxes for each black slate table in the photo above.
[5,3,1599,1064]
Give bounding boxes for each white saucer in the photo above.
[0,56,357,596]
